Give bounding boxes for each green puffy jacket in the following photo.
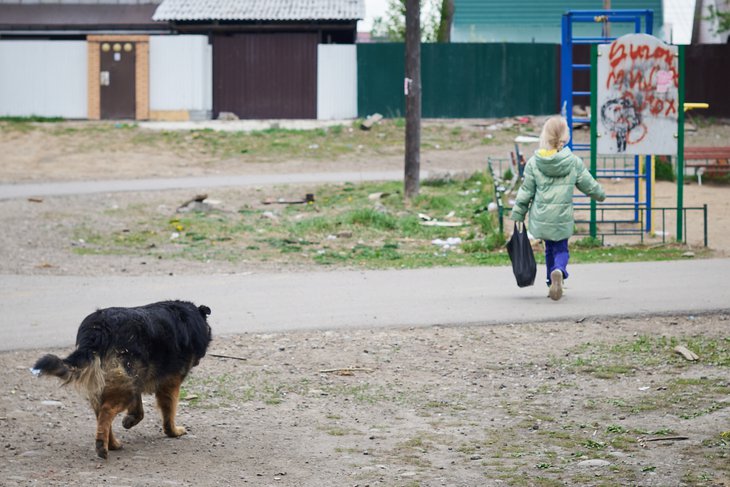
[510,148,605,241]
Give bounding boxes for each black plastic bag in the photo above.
[506,222,536,287]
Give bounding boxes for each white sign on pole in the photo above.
[596,33,679,155]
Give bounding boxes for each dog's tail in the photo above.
[33,350,105,399]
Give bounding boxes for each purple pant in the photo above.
[545,239,569,285]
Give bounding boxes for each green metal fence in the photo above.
[357,43,558,119]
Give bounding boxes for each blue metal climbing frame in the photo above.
[561,10,655,233]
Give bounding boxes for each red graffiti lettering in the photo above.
[609,42,626,68]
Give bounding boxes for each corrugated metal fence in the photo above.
[0,40,728,120]
[357,43,558,118]
[0,41,87,118]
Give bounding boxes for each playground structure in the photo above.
[491,9,710,247]
[562,9,662,239]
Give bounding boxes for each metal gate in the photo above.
[100,41,136,119]
[213,33,317,119]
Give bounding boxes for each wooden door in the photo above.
[213,33,317,119]
[100,41,136,119]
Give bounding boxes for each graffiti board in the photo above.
[597,34,678,155]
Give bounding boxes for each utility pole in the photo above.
[404,0,421,199]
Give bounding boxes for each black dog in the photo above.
[33,300,212,459]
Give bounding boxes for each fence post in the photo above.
[676,45,686,241]
[589,44,598,239]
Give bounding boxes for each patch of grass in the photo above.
[70,170,711,270]
[0,115,65,122]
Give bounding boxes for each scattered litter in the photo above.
[326,234,337,240]
[29,368,41,377]
[27,197,43,203]
[209,353,248,362]
[360,113,383,130]
[217,111,239,121]
[514,135,540,143]
[170,232,180,240]
[674,345,699,361]
[263,194,315,205]
[638,386,650,391]
[319,367,374,375]
[421,220,465,227]
[308,144,319,150]
[261,211,279,221]
[487,202,498,212]
[177,194,215,213]
[643,436,689,443]
[368,192,390,200]
[431,237,462,249]
[681,251,695,258]
[41,400,63,407]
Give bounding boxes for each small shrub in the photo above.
[655,157,675,182]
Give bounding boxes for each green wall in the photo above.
[357,43,558,119]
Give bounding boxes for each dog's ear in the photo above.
[198,305,211,317]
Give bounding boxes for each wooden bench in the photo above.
[684,147,730,184]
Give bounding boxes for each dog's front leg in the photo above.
[156,376,186,437]
[122,393,144,429]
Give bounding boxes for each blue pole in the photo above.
[646,10,654,35]
[561,13,573,148]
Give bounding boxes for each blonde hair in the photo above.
[539,116,570,151]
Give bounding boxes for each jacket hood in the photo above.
[534,147,575,177]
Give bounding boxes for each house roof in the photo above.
[153,0,364,22]
[0,4,166,33]
[452,0,664,43]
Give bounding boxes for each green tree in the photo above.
[706,5,730,33]
[371,0,453,42]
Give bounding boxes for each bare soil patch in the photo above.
[2,313,729,486]
[1,119,729,486]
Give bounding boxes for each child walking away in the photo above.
[510,116,606,300]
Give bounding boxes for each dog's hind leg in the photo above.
[155,376,186,437]
[108,426,122,451]
[95,400,126,459]
[122,393,144,429]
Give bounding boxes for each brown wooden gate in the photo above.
[213,33,317,119]
[100,41,136,119]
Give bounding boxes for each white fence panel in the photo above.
[150,36,212,113]
[317,44,357,120]
[0,41,87,118]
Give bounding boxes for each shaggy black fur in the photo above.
[33,300,212,459]
[35,300,211,380]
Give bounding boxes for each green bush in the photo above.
[655,157,675,182]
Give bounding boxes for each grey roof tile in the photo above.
[153,0,364,22]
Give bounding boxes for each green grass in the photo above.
[69,168,712,269]
[2,118,511,162]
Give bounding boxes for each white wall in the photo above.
[317,44,357,120]
[149,35,212,113]
[0,41,87,118]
